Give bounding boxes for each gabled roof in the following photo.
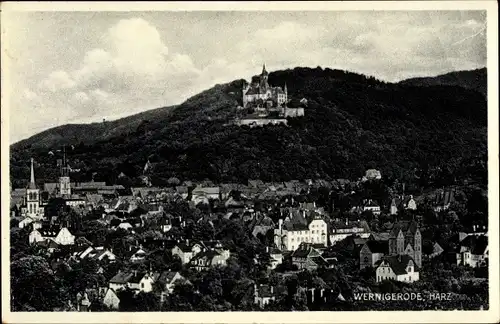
[157,271,181,284]
[190,250,222,264]
[377,255,417,275]
[109,271,133,284]
[458,235,488,255]
[292,243,322,258]
[37,226,62,237]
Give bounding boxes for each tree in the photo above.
[11,256,67,311]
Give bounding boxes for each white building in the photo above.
[29,227,75,246]
[375,255,419,283]
[172,241,204,264]
[102,288,120,310]
[456,234,488,268]
[274,213,328,251]
[363,200,381,215]
[329,220,371,245]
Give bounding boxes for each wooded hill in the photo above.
[10,67,487,189]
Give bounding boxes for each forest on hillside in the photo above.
[10,67,487,191]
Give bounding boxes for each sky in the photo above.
[3,10,487,143]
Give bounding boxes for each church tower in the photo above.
[260,63,269,91]
[59,146,71,197]
[26,158,41,218]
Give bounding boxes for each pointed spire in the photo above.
[28,158,37,189]
[262,63,268,76]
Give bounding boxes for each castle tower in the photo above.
[59,146,71,197]
[26,158,41,217]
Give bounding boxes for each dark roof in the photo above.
[364,240,389,254]
[459,235,488,255]
[377,255,417,275]
[157,271,179,284]
[128,271,147,284]
[109,271,133,284]
[292,243,322,258]
[38,226,61,237]
[389,221,419,238]
[190,250,221,264]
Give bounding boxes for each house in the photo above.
[172,241,204,264]
[189,249,230,271]
[128,271,159,292]
[157,271,189,294]
[388,220,422,267]
[157,271,191,302]
[266,246,283,269]
[117,222,133,231]
[375,255,419,283]
[456,235,488,268]
[254,284,277,308]
[128,247,148,263]
[77,246,116,262]
[191,185,220,205]
[428,242,444,259]
[109,271,133,291]
[29,226,75,246]
[291,242,328,271]
[109,270,159,293]
[390,195,418,215]
[359,240,389,269]
[274,212,328,251]
[362,200,381,215]
[102,288,120,310]
[362,169,382,181]
[329,220,371,245]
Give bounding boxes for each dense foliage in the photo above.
[10,67,487,189]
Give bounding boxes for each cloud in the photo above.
[16,18,205,140]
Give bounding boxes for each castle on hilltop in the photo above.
[234,64,305,128]
[242,64,288,108]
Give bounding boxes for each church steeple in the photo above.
[28,158,36,189]
[262,63,268,76]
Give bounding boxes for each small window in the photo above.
[141,283,144,288]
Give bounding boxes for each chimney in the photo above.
[186,239,190,246]
[278,219,283,231]
[266,246,269,253]
[345,218,348,226]
[270,286,274,294]
[473,225,476,232]
[134,270,137,276]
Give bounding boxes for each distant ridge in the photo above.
[399,68,486,97]
[11,105,177,150]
